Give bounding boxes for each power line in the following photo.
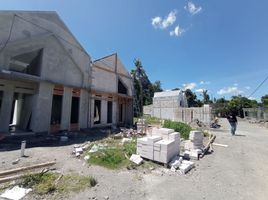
[247,75,268,98]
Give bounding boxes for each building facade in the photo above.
[0,11,133,134]
[144,90,212,124]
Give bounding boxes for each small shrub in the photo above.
[88,139,137,169]
[20,172,97,195]
[163,120,192,139]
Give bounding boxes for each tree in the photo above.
[261,95,268,107]
[202,90,210,104]
[185,89,203,107]
[152,80,163,92]
[131,59,163,116]
[228,95,258,117]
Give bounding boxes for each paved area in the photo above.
[0,119,268,200]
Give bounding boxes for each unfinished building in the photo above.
[144,90,212,124]
[91,54,133,127]
[0,11,133,134]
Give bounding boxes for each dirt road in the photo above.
[1,119,268,200]
[143,119,268,200]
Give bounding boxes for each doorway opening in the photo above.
[107,101,113,123]
[70,96,79,130]
[94,100,101,124]
[9,92,34,133]
[50,95,63,133]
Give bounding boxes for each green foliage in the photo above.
[131,59,163,117]
[88,139,136,169]
[261,95,268,107]
[144,115,161,125]
[202,90,211,104]
[163,120,192,139]
[20,172,96,195]
[213,96,260,117]
[185,89,203,107]
[228,95,258,117]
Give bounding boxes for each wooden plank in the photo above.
[0,161,56,177]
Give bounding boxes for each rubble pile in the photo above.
[72,141,91,157]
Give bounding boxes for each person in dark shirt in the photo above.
[227,112,238,135]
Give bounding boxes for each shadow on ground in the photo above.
[0,127,121,152]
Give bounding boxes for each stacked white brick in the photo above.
[184,130,204,160]
[137,128,180,164]
[184,130,204,150]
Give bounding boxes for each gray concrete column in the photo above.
[112,101,117,124]
[79,89,89,129]
[60,87,72,130]
[0,84,14,133]
[90,98,95,127]
[101,99,107,124]
[31,82,53,133]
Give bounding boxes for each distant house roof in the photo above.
[154,90,182,98]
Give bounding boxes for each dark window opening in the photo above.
[94,100,101,124]
[9,49,43,76]
[9,93,33,132]
[107,101,113,123]
[0,91,3,112]
[118,79,128,95]
[70,97,79,124]
[119,103,123,122]
[51,95,62,125]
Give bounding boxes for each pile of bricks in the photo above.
[184,130,204,160]
[137,128,180,164]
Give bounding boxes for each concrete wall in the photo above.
[0,11,91,89]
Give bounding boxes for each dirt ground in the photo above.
[1,118,268,200]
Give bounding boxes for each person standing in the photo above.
[227,113,238,135]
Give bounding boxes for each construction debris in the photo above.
[121,138,132,144]
[212,143,228,148]
[12,158,20,165]
[0,161,56,177]
[0,186,32,200]
[130,154,143,165]
[179,160,195,174]
[200,134,216,158]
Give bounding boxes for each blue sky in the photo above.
[1,0,268,101]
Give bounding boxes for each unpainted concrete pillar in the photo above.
[60,87,72,130]
[101,99,107,124]
[112,101,117,124]
[0,84,14,133]
[31,82,53,133]
[79,89,89,129]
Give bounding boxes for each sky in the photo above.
[1,0,268,101]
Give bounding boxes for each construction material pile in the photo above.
[137,128,180,164]
[184,131,204,160]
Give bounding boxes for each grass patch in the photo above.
[163,120,192,139]
[19,172,96,195]
[88,138,137,169]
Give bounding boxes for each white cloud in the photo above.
[245,86,251,90]
[249,97,256,100]
[151,10,177,29]
[217,87,244,95]
[195,88,205,93]
[233,83,238,87]
[200,81,211,85]
[183,82,197,90]
[170,25,185,37]
[151,17,162,28]
[184,2,202,15]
